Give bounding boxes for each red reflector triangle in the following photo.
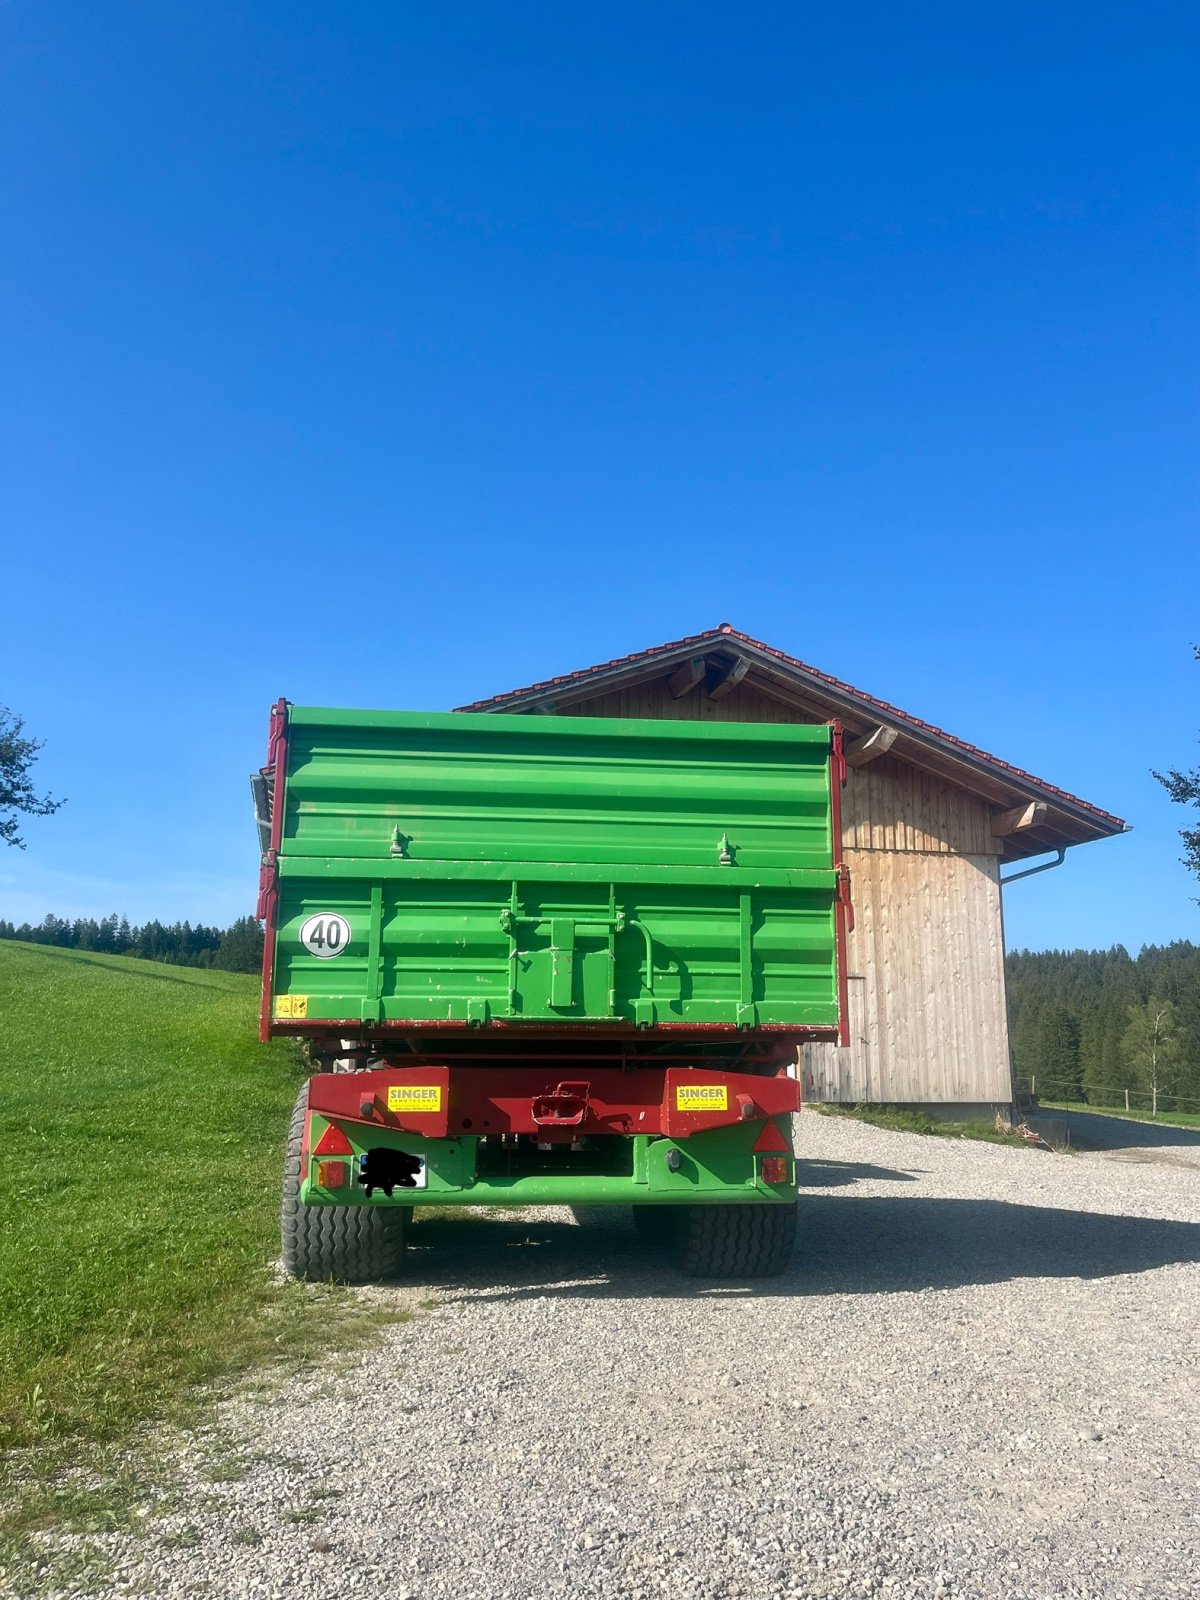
[752,1118,790,1154]
[313,1122,353,1156]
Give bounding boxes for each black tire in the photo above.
[631,1206,680,1247]
[280,1082,407,1284]
[674,1202,797,1278]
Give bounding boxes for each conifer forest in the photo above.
[0,913,263,974]
[1006,942,1200,1113]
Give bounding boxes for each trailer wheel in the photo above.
[675,1202,797,1278]
[281,1083,407,1284]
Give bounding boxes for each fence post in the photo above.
[1124,1088,1130,1111]
[1030,1075,1035,1098]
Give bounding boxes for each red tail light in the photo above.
[760,1156,790,1185]
[315,1160,348,1189]
[313,1122,353,1156]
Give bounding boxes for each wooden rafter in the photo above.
[666,657,707,699]
[706,655,750,701]
[845,725,899,768]
[991,801,1049,837]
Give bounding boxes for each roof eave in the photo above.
[456,628,1127,855]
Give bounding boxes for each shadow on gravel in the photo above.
[406,1196,1200,1303]
[800,1159,923,1187]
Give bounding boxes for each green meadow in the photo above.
[0,941,311,1454]
[0,941,414,1591]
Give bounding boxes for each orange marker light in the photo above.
[760,1156,790,1185]
[316,1160,348,1189]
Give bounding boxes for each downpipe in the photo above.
[1000,846,1067,887]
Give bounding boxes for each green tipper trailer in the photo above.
[255,701,851,1279]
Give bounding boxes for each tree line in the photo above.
[1007,942,1200,1113]
[0,913,263,974]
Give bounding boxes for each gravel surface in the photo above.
[56,1112,1200,1600]
[1051,1110,1200,1168]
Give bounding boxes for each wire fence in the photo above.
[1015,1075,1200,1120]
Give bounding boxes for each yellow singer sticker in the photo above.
[675,1084,728,1112]
[387,1085,443,1113]
[274,995,309,1019]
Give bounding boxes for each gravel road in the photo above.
[1052,1110,1200,1168]
[70,1112,1200,1600]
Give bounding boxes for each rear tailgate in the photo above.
[259,706,841,1034]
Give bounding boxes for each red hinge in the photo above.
[255,850,277,922]
[266,697,288,773]
[837,862,855,932]
[830,721,847,786]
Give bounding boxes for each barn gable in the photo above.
[458,622,1125,863]
[460,624,1125,1107]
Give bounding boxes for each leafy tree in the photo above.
[1153,645,1200,887]
[1122,997,1182,1114]
[0,707,64,848]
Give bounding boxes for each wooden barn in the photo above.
[459,624,1126,1110]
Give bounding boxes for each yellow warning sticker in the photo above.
[675,1084,728,1112]
[275,995,309,1019]
[387,1085,443,1113]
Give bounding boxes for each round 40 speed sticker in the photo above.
[299,913,352,959]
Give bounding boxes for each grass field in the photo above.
[0,940,413,1589]
[0,938,419,1588]
[0,941,316,1458]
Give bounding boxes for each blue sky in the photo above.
[1,2,1196,953]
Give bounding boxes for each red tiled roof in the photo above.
[457,623,1126,831]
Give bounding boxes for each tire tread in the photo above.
[676,1202,797,1278]
[280,1082,406,1283]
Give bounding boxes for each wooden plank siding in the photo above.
[560,680,799,725]
[842,756,997,857]
[561,674,1014,1106]
[801,851,1012,1105]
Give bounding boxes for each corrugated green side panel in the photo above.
[272,708,838,1028]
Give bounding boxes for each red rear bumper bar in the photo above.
[305,1065,800,1143]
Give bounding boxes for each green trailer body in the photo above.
[256,701,850,1279]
